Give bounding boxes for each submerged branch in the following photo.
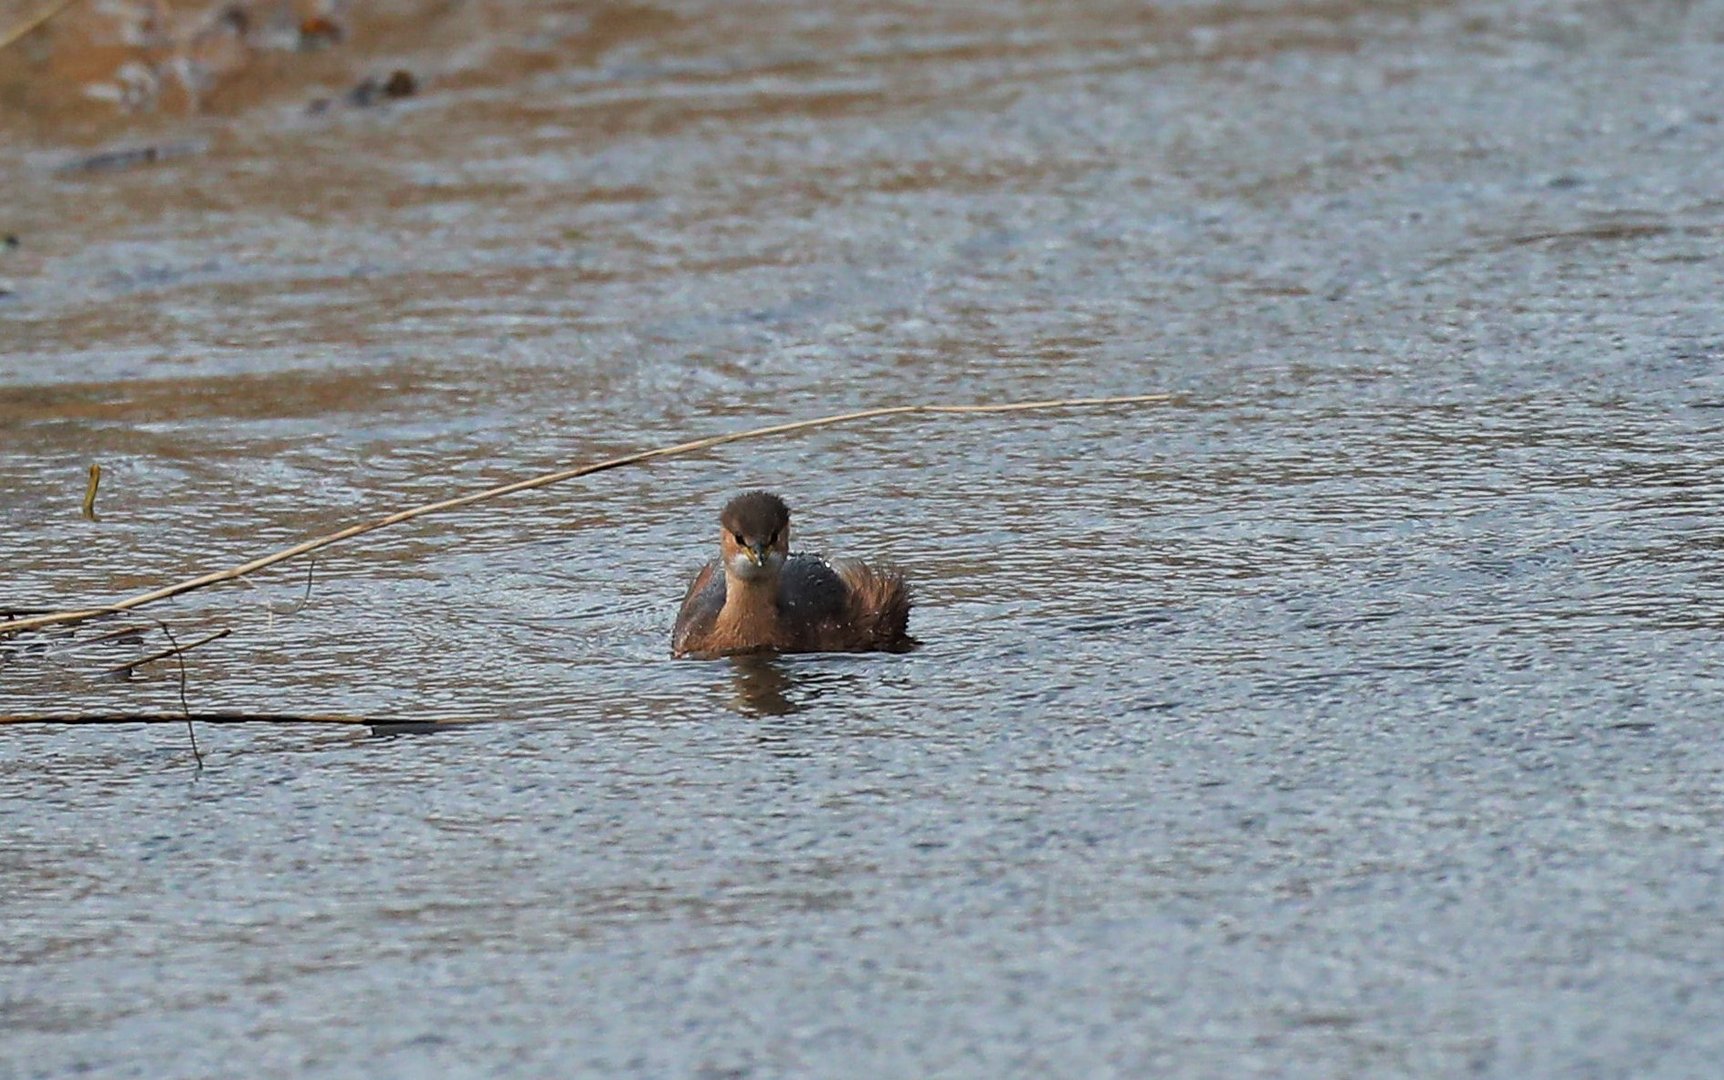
[0,712,386,726]
[48,622,151,651]
[102,627,230,678]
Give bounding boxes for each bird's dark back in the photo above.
[778,554,849,624]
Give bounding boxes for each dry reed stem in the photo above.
[0,0,79,51]
[82,463,101,521]
[0,393,1170,638]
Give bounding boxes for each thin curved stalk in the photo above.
[0,393,1170,637]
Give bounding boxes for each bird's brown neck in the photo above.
[716,570,782,642]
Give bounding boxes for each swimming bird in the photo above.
[672,491,914,658]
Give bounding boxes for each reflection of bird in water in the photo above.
[672,491,914,658]
[726,656,874,721]
[727,655,798,716]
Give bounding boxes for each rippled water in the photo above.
[5,0,1724,1075]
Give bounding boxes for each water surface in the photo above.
[4,0,1724,1075]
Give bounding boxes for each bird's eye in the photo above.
[766,530,778,546]
[731,532,745,545]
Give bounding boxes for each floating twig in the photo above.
[0,393,1171,638]
[54,142,206,177]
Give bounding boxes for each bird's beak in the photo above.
[746,543,767,566]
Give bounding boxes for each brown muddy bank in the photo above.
[2,0,447,133]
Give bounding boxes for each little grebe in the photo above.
[672,491,914,658]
